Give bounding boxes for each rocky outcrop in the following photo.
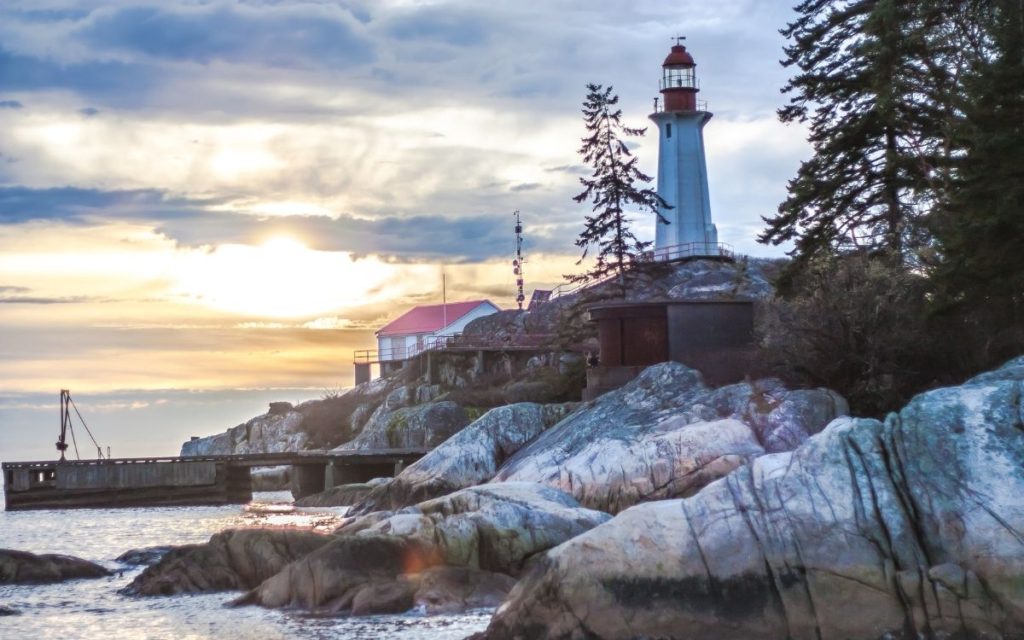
[491,362,847,513]
[115,546,174,567]
[335,400,470,451]
[238,483,609,613]
[663,257,775,300]
[478,356,1024,640]
[181,406,308,456]
[354,403,577,513]
[0,549,110,584]
[341,483,610,575]
[178,375,410,456]
[295,478,390,507]
[122,529,331,596]
[463,259,777,349]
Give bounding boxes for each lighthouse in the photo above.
[650,40,719,259]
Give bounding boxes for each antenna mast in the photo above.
[512,211,525,310]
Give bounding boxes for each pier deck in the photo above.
[2,448,428,511]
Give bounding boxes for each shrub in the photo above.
[758,253,955,416]
[298,394,360,449]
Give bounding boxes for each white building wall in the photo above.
[650,110,718,257]
[375,302,500,362]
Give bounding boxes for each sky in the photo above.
[0,0,807,461]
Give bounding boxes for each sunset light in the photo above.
[3,3,1021,640]
[171,236,396,318]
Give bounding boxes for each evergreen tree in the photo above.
[930,0,1024,345]
[571,83,668,297]
[760,0,944,277]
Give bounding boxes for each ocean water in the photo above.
[0,490,491,639]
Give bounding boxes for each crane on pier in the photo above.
[58,389,106,462]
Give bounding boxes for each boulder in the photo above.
[0,549,110,584]
[354,403,576,513]
[239,483,609,614]
[492,363,847,513]
[232,534,437,612]
[115,546,174,567]
[335,400,470,451]
[295,480,385,507]
[122,529,331,596]
[413,566,517,614]
[345,483,610,575]
[477,357,1024,640]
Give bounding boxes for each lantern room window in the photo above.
[661,66,696,90]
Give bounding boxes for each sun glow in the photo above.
[172,236,398,318]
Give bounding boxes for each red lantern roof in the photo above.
[663,44,695,67]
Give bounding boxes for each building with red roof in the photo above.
[375,299,501,363]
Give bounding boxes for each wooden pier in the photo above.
[2,449,428,511]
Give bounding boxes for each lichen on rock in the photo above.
[491,361,847,513]
[477,356,1024,640]
[353,402,577,513]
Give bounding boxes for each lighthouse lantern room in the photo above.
[650,39,721,259]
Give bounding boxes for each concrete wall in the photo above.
[56,461,218,490]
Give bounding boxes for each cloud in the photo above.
[0,100,23,109]
[0,294,102,304]
[0,186,223,225]
[0,47,160,105]
[0,186,575,260]
[77,3,375,69]
[381,6,488,47]
[78,106,100,117]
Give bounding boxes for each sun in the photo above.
[172,236,393,318]
[261,235,307,252]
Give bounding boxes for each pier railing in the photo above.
[2,448,433,469]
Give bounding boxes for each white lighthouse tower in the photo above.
[650,39,719,259]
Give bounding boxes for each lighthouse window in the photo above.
[666,123,672,138]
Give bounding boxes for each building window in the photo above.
[666,123,672,138]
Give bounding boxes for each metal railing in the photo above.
[641,241,733,262]
[653,98,708,113]
[2,449,433,469]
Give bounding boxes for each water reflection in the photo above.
[0,492,491,639]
